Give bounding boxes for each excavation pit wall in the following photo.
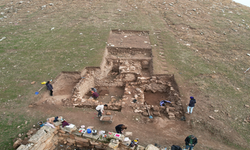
[42,30,184,120]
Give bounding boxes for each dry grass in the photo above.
[0,0,250,149]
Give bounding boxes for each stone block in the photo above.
[152,106,159,111]
[169,115,175,120]
[13,138,22,149]
[166,107,169,113]
[67,138,75,145]
[108,139,119,149]
[72,130,82,137]
[61,125,77,134]
[16,144,31,150]
[153,111,161,116]
[142,112,149,116]
[169,107,175,112]
[75,136,89,143]
[77,144,83,148]
[90,140,100,146]
[137,145,145,150]
[69,134,75,139]
[58,137,65,143]
[145,144,160,150]
[125,132,133,136]
[29,126,55,144]
[54,121,62,127]
[82,132,101,140]
[80,142,90,147]
[168,112,175,116]
[32,141,47,150]
[59,133,69,137]
[58,130,66,134]
[95,145,106,150]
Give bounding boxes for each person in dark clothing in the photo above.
[171,145,182,150]
[186,96,196,114]
[46,81,53,96]
[91,90,99,100]
[115,124,127,134]
[185,135,197,150]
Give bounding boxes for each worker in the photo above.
[129,138,139,148]
[186,96,196,114]
[46,81,53,96]
[184,135,198,150]
[160,100,171,106]
[91,90,99,100]
[115,124,127,134]
[95,104,108,117]
[91,87,97,93]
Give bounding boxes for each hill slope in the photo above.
[0,0,249,149]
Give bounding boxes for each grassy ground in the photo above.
[0,0,250,149]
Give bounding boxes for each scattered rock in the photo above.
[0,37,6,42]
[244,104,249,108]
[31,81,36,84]
[125,132,132,136]
[209,116,215,120]
[214,110,219,113]
[18,133,22,137]
[142,112,149,116]
[13,139,22,149]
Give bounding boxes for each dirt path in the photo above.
[30,103,235,150]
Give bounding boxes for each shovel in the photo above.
[35,85,46,95]
[144,102,153,119]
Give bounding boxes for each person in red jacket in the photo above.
[91,90,99,100]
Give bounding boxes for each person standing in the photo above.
[46,81,53,96]
[95,104,108,117]
[184,135,197,150]
[115,124,127,134]
[186,96,196,114]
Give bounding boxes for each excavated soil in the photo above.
[144,92,169,105]
[53,72,81,96]
[108,30,151,48]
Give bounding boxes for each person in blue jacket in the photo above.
[46,81,53,96]
[160,100,171,106]
[186,96,196,114]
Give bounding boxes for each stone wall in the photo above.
[107,47,152,56]
[15,120,163,150]
[17,126,58,150]
[111,29,149,35]
[72,73,95,100]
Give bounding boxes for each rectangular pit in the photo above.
[144,91,170,105]
[53,72,81,96]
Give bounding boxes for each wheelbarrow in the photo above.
[100,115,113,123]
